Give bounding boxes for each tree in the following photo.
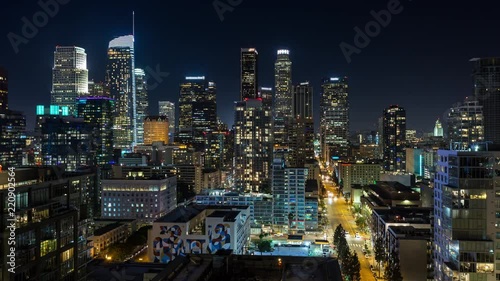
[338,235,349,262]
[256,240,272,253]
[385,250,403,281]
[355,216,367,232]
[106,243,132,261]
[334,224,344,247]
[350,251,361,281]
[374,236,386,278]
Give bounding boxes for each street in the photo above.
[322,170,378,281]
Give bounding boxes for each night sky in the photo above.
[2,0,500,133]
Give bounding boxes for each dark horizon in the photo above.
[2,0,500,133]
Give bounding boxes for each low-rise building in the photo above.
[101,170,177,223]
[363,181,421,208]
[338,163,381,200]
[148,204,251,264]
[90,222,130,256]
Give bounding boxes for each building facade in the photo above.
[0,110,25,168]
[289,82,314,167]
[135,68,149,144]
[382,105,406,171]
[51,46,88,116]
[234,99,272,192]
[0,67,7,111]
[320,77,349,161]
[144,116,169,145]
[241,48,258,100]
[272,158,307,231]
[472,57,500,145]
[158,101,175,142]
[447,96,484,150]
[106,35,135,152]
[76,97,114,167]
[274,49,292,146]
[148,205,251,264]
[101,173,177,223]
[434,149,497,281]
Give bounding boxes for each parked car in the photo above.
[355,232,360,238]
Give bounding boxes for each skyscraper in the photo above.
[158,100,175,140]
[241,48,259,100]
[51,46,89,116]
[77,97,115,166]
[382,105,406,171]
[434,149,497,281]
[447,96,484,150]
[472,57,500,144]
[0,67,7,111]
[178,76,217,150]
[289,82,314,167]
[274,49,292,146]
[88,80,109,97]
[320,77,350,161]
[106,35,135,152]
[434,118,444,137]
[143,116,169,145]
[0,110,26,168]
[234,99,272,192]
[135,68,148,144]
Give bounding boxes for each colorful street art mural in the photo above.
[153,225,186,263]
[152,223,233,263]
[207,224,231,253]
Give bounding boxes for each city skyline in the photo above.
[3,0,500,133]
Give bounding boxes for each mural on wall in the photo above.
[153,225,185,263]
[186,239,206,254]
[207,224,231,253]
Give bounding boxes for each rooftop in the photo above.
[373,207,433,225]
[207,210,240,222]
[94,222,124,236]
[155,204,249,223]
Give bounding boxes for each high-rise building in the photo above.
[472,57,500,144]
[88,80,110,97]
[0,67,7,111]
[320,77,350,161]
[447,96,484,150]
[135,68,148,144]
[434,148,498,281]
[289,82,314,167]
[272,158,307,231]
[77,97,115,166]
[158,100,175,141]
[144,116,169,145]
[382,105,406,171]
[106,35,135,152]
[241,48,259,100]
[234,99,272,192]
[0,110,26,168]
[0,166,99,281]
[178,76,216,150]
[39,108,94,171]
[51,46,89,115]
[274,49,292,146]
[434,119,444,137]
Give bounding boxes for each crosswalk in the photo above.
[348,243,363,248]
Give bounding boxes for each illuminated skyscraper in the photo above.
[106,35,135,152]
[274,49,292,146]
[159,100,175,141]
[51,46,89,115]
[382,105,406,171]
[0,110,25,168]
[0,67,7,111]
[434,119,444,137]
[135,68,148,144]
[234,99,272,192]
[144,116,169,145]
[320,77,350,161]
[290,82,314,167]
[178,76,217,150]
[241,48,259,100]
[77,97,115,166]
[472,57,500,144]
[447,96,484,150]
